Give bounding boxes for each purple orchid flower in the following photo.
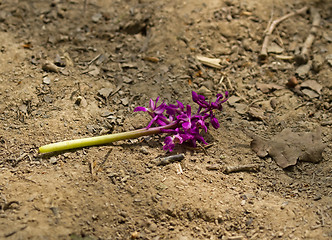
[136,91,228,151]
[134,96,169,128]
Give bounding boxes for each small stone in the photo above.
[75,96,87,107]
[301,89,319,99]
[43,95,53,103]
[92,12,102,23]
[43,76,51,85]
[196,86,212,97]
[326,54,332,67]
[140,147,149,155]
[300,80,322,94]
[248,107,265,121]
[49,157,58,164]
[54,54,66,67]
[242,39,252,51]
[123,76,133,84]
[120,97,129,106]
[227,96,241,106]
[312,55,324,72]
[42,60,59,73]
[98,88,113,98]
[295,62,311,78]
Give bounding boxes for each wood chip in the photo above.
[196,55,222,69]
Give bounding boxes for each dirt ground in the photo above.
[0,0,331,239]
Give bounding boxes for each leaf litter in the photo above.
[250,128,326,168]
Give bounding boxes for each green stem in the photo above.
[38,122,177,154]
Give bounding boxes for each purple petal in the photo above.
[186,105,191,116]
[149,98,155,110]
[163,136,175,151]
[196,119,208,132]
[154,104,166,114]
[155,118,167,126]
[177,101,184,110]
[211,117,220,129]
[182,121,191,130]
[195,134,207,145]
[192,91,199,102]
[173,134,183,144]
[146,115,159,128]
[164,136,173,144]
[134,106,148,112]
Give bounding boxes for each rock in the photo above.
[301,89,319,98]
[256,83,284,93]
[312,55,324,72]
[98,88,113,98]
[120,97,129,106]
[200,80,214,90]
[42,60,59,73]
[248,107,265,121]
[49,157,58,164]
[227,96,241,106]
[300,80,322,94]
[92,12,102,23]
[43,76,51,85]
[267,42,284,54]
[233,103,247,115]
[295,62,311,78]
[54,54,66,67]
[196,86,212,97]
[75,96,87,107]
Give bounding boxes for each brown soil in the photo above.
[0,0,331,239]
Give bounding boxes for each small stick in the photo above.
[95,149,112,173]
[176,163,183,174]
[206,164,260,173]
[83,0,87,15]
[295,7,321,64]
[155,154,185,166]
[224,164,260,174]
[259,6,308,63]
[89,159,96,176]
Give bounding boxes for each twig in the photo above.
[295,7,321,64]
[96,149,112,173]
[176,163,183,174]
[87,53,101,65]
[155,154,185,166]
[83,0,87,15]
[259,6,309,63]
[223,164,260,174]
[4,226,27,238]
[206,164,260,174]
[89,159,97,179]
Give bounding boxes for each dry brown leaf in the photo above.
[250,128,326,168]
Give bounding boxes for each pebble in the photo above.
[196,86,212,97]
[49,157,58,164]
[91,12,102,23]
[43,76,51,85]
[140,146,149,155]
[295,62,311,78]
[42,60,58,73]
